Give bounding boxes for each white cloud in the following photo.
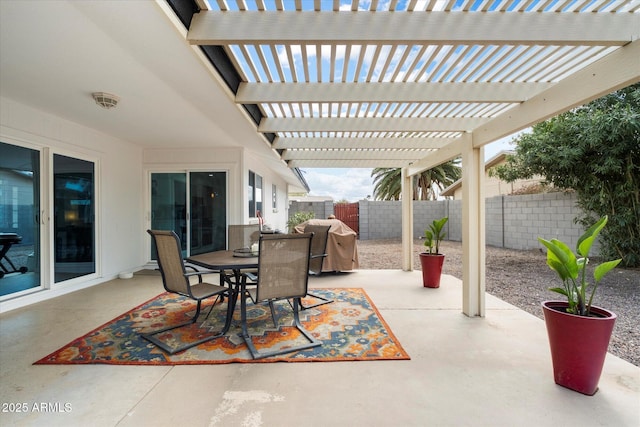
[300,136,520,203]
[303,168,374,202]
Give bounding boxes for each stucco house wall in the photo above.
[0,97,293,312]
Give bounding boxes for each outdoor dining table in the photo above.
[186,250,258,334]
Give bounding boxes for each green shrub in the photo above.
[287,211,315,232]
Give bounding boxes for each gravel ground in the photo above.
[357,239,640,367]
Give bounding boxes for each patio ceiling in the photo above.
[169,0,640,171]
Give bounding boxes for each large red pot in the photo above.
[541,301,616,396]
[419,253,445,288]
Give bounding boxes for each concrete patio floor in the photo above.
[1,269,638,427]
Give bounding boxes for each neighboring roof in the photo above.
[288,195,334,203]
[484,150,516,169]
[441,150,515,197]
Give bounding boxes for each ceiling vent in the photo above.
[92,92,119,109]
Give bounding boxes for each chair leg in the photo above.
[240,284,260,357]
[241,295,323,360]
[219,288,237,336]
[192,300,202,323]
[140,294,229,355]
[292,298,322,346]
[298,292,333,310]
[268,301,278,327]
[220,271,226,303]
[204,295,223,320]
[201,290,237,334]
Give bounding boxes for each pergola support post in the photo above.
[461,136,485,317]
[401,166,414,271]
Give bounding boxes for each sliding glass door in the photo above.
[0,142,40,296]
[151,173,187,256]
[53,154,95,283]
[150,171,226,259]
[189,172,227,255]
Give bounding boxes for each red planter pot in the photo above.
[541,301,616,396]
[419,253,445,288]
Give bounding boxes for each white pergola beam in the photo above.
[188,11,637,46]
[237,82,554,103]
[282,149,434,161]
[406,138,465,177]
[260,117,487,133]
[287,159,413,168]
[474,39,640,148]
[274,136,453,149]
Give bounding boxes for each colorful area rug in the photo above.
[35,288,409,365]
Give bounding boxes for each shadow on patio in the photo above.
[1,270,638,426]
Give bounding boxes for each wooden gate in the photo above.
[334,202,359,236]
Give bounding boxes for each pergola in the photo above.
[165,0,639,316]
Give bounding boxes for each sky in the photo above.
[301,135,519,202]
[214,0,535,202]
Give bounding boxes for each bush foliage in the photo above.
[286,211,315,232]
[492,83,640,267]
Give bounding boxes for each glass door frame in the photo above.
[0,140,45,300]
[0,140,102,299]
[146,168,229,263]
[48,148,101,286]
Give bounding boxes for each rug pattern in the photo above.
[35,288,409,365]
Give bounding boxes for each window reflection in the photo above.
[0,142,40,296]
[54,154,95,282]
[248,170,262,217]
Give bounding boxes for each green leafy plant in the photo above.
[538,216,621,316]
[286,211,315,232]
[423,217,448,255]
[490,83,640,267]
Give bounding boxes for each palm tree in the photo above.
[371,159,461,201]
[370,168,402,200]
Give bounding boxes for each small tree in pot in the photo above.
[419,217,448,288]
[538,215,621,395]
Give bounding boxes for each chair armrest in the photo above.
[185,264,218,274]
[184,269,219,282]
[244,272,258,282]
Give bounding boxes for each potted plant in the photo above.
[419,217,448,288]
[538,215,621,395]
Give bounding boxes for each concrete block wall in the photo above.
[446,200,463,242]
[486,196,505,247]
[288,200,333,226]
[502,192,592,251]
[413,200,448,239]
[290,192,594,252]
[360,200,455,240]
[359,200,402,240]
[358,200,370,239]
[411,200,462,242]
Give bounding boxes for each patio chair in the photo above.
[299,224,333,309]
[240,233,322,359]
[143,230,232,354]
[228,224,261,250]
[305,224,330,275]
[224,224,261,285]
